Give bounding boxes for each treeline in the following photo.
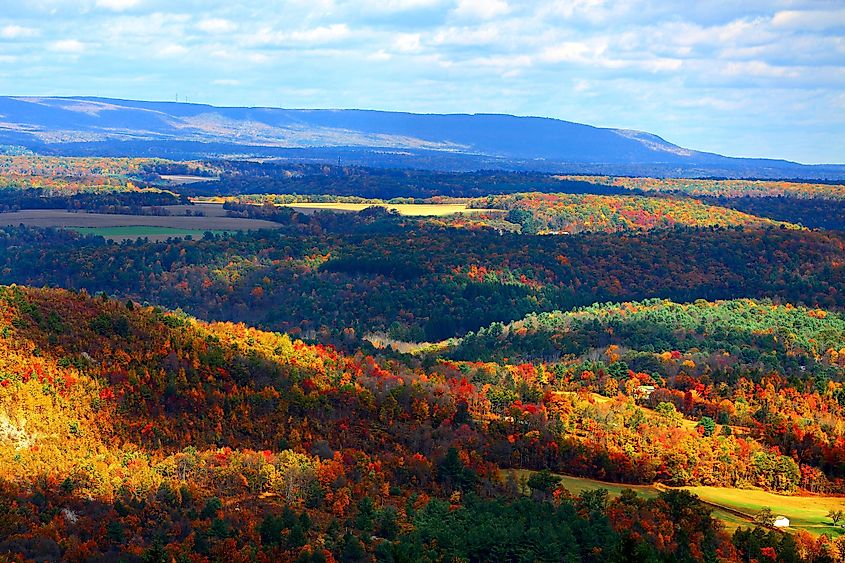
[470,192,786,234]
[0,155,215,191]
[172,161,635,199]
[0,155,162,178]
[446,298,845,486]
[699,195,845,231]
[452,298,845,371]
[222,201,305,224]
[0,188,185,213]
[562,175,845,199]
[550,175,845,230]
[0,222,843,342]
[8,155,845,233]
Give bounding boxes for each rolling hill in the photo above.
[0,285,740,561]
[2,96,843,178]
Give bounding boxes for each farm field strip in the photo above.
[67,226,233,242]
[278,202,499,216]
[0,209,282,233]
[509,469,658,499]
[160,174,220,185]
[512,470,845,537]
[150,203,231,217]
[682,486,845,537]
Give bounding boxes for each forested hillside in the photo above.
[0,223,843,342]
[468,193,790,234]
[559,175,845,230]
[0,285,753,562]
[3,286,845,560]
[453,298,845,368]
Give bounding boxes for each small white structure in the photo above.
[773,516,790,528]
[635,385,656,399]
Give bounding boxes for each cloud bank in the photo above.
[0,0,842,163]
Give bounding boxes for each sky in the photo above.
[0,0,843,164]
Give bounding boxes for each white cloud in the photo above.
[674,96,749,112]
[0,0,842,162]
[96,0,143,11]
[539,41,599,64]
[368,49,393,60]
[0,25,39,39]
[393,33,422,53]
[432,24,501,46]
[290,24,352,43]
[49,39,86,53]
[619,18,774,59]
[197,18,236,34]
[468,53,532,69]
[639,57,682,72]
[356,0,444,11]
[541,0,613,22]
[156,43,188,57]
[250,24,352,46]
[772,9,845,30]
[210,49,270,64]
[573,79,592,92]
[98,13,191,43]
[720,60,799,78]
[453,0,510,20]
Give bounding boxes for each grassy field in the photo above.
[187,199,502,217]
[683,486,845,537]
[160,174,219,185]
[510,469,657,499]
[363,333,441,354]
[279,202,497,216]
[0,209,281,240]
[69,226,231,241]
[510,469,845,536]
[157,203,230,217]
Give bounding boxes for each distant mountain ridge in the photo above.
[1,96,842,179]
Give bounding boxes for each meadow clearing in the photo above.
[0,200,496,242]
[159,203,230,216]
[160,174,220,185]
[682,486,845,537]
[511,469,845,536]
[67,226,232,242]
[0,209,280,240]
[277,202,497,216]
[189,197,501,216]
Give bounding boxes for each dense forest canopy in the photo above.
[2,155,845,562]
[466,192,792,234]
[2,286,844,561]
[0,223,843,342]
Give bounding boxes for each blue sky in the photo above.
[0,0,843,163]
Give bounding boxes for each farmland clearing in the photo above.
[188,197,502,216]
[160,174,220,185]
[275,201,497,216]
[682,486,845,537]
[0,209,280,241]
[67,226,233,241]
[511,470,845,536]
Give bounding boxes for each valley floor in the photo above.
[512,470,845,537]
